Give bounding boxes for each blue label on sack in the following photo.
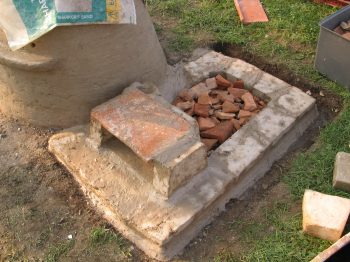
[12,0,109,40]
[12,0,56,37]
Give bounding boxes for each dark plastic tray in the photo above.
[315,6,350,89]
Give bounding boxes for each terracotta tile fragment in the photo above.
[210,96,220,105]
[172,96,183,106]
[228,87,248,98]
[216,74,231,88]
[258,100,266,107]
[239,117,249,126]
[238,110,253,118]
[233,80,245,89]
[198,93,212,105]
[201,121,234,143]
[176,101,194,111]
[201,138,218,151]
[235,97,243,104]
[218,93,235,104]
[211,90,228,96]
[231,119,241,131]
[234,0,269,24]
[242,92,258,111]
[194,103,210,117]
[184,100,195,116]
[215,111,235,120]
[91,88,191,162]
[222,101,240,113]
[190,83,209,98]
[212,104,222,110]
[206,77,218,90]
[211,117,221,125]
[178,89,195,101]
[198,117,216,131]
[334,25,345,35]
[342,32,350,40]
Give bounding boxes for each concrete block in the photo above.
[49,52,319,261]
[248,107,296,146]
[303,190,350,242]
[252,72,291,98]
[90,85,207,198]
[275,87,315,118]
[225,59,263,87]
[153,142,207,197]
[333,152,350,193]
[184,51,233,84]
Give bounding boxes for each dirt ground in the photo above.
[0,45,341,261]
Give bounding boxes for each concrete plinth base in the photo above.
[49,52,318,261]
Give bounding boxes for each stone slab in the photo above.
[333,152,350,193]
[91,86,192,162]
[303,190,350,242]
[49,51,318,260]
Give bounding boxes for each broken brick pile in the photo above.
[173,74,267,151]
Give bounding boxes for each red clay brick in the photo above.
[228,87,248,98]
[211,90,228,96]
[198,93,212,105]
[178,89,195,101]
[215,111,235,120]
[242,92,258,111]
[239,117,248,126]
[233,80,245,89]
[218,93,235,104]
[205,78,218,90]
[176,101,194,111]
[212,104,223,110]
[216,74,231,88]
[185,104,195,116]
[194,103,210,117]
[222,101,240,113]
[231,119,241,131]
[211,117,221,125]
[91,88,191,162]
[238,110,253,118]
[210,96,221,105]
[201,121,234,143]
[190,83,209,98]
[198,117,216,131]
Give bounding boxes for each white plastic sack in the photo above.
[0,0,136,50]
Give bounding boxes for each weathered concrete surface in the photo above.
[49,52,318,261]
[333,152,350,193]
[89,84,207,197]
[0,0,167,127]
[303,190,350,242]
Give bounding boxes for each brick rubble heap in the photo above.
[173,74,267,151]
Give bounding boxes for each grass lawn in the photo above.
[146,0,350,261]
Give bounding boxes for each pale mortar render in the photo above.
[55,0,93,12]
